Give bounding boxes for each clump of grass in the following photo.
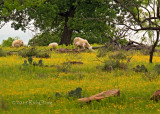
[101,51,129,72]
[102,59,127,72]
[108,51,127,60]
[57,62,71,73]
[97,48,108,57]
[143,71,159,82]
[153,64,160,75]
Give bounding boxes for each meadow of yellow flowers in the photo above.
[1,46,160,113]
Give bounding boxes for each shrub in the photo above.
[18,47,50,58]
[97,48,108,57]
[2,37,18,47]
[109,51,127,60]
[133,65,148,73]
[102,59,127,71]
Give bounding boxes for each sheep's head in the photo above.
[19,40,24,46]
[88,46,92,50]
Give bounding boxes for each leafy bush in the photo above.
[109,51,127,60]
[97,48,108,57]
[102,59,127,71]
[28,31,61,46]
[2,37,18,47]
[18,47,50,58]
[133,65,148,73]
[118,38,129,46]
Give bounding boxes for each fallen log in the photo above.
[78,89,120,103]
[150,90,160,102]
[65,61,83,65]
[56,48,86,53]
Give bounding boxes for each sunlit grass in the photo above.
[1,47,160,113]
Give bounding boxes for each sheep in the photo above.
[48,42,58,50]
[12,39,24,47]
[73,37,92,50]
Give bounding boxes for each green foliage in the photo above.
[143,71,159,82]
[153,64,160,75]
[133,65,148,73]
[2,37,15,47]
[97,48,108,57]
[118,38,129,46]
[0,48,6,57]
[18,47,50,58]
[68,87,82,98]
[109,51,127,60]
[102,59,127,72]
[28,31,61,46]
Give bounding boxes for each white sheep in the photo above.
[12,39,24,47]
[73,37,92,50]
[48,42,58,49]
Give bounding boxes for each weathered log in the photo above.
[150,90,160,102]
[78,89,120,103]
[65,61,83,64]
[56,48,86,53]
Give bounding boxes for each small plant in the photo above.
[133,65,148,73]
[28,57,33,64]
[68,87,82,98]
[22,57,44,67]
[38,60,43,66]
[22,60,28,66]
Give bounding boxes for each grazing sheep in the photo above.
[12,39,24,47]
[48,42,58,50]
[73,37,92,50]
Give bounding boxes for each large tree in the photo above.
[1,0,121,45]
[109,0,160,63]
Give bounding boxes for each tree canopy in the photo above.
[1,0,121,45]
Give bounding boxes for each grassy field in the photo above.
[1,46,160,113]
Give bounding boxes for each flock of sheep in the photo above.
[12,37,93,50]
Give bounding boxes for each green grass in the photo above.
[1,47,160,113]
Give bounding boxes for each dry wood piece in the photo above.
[78,89,120,103]
[66,61,83,64]
[56,48,86,53]
[122,39,151,51]
[150,90,160,102]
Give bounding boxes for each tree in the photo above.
[2,37,19,47]
[0,0,44,30]
[1,0,121,46]
[110,0,160,63]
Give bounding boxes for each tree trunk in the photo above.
[149,30,159,63]
[60,6,75,46]
[60,16,73,46]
